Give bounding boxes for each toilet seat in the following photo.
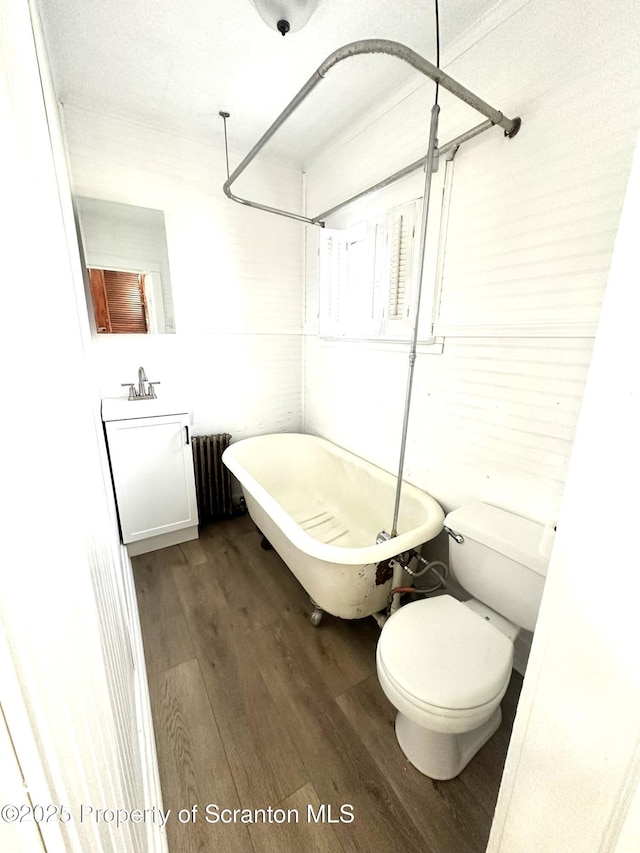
[377,595,514,717]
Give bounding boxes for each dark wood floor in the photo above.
[132,514,522,853]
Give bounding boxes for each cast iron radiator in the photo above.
[191,433,233,523]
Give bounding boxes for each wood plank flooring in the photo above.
[132,515,522,853]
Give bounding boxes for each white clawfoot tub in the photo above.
[222,433,444,621]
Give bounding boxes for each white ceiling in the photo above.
[37,0,499,167]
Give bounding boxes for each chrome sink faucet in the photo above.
[121,366,160,400]
[138,366,148,398]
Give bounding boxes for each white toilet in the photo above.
[376,502,549,780]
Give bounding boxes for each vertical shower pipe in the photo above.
[390,103,440,567]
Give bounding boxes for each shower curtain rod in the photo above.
[222,39,521,226]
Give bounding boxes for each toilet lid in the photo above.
[377,595,514,711]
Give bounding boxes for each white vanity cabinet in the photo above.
[102,401,199,555]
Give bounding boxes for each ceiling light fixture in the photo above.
[249,0,321,36]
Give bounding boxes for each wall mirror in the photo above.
[76,197,176,334]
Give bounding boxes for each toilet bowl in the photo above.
[376,503,548,780]
[377,594,514,779]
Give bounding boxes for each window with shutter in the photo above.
[319,199,418,340]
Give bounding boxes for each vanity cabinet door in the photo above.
[105,413,198,544]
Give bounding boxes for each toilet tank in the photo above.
[444,503,549,632]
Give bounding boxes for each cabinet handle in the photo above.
[185,425,190,445]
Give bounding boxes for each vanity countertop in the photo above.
[101,397,191,422]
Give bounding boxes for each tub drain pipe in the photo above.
[390,557,406,614]
[390,103,440,539]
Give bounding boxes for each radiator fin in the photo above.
[191,433,233,524]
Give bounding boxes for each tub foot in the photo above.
[256,528,273,550]
[310,600,323,627]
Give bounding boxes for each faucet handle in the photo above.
[121,383,138,400]
[147,382,160,399]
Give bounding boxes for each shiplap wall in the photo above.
[304,0,640,530]
[2,1,164,848]
[62,105,304,439]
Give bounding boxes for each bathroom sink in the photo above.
[101,397,191,422]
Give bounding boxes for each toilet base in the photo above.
[395,706,502,780]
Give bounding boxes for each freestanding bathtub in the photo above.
[222,433,444,621]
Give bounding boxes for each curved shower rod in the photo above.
[222,38,521,226]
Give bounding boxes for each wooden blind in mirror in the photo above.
[88,268,149,334]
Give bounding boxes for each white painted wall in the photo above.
[0,704,44,853]
[488,128,640,853]
[303,0,640,532]
[1,1,165,850]
[61,105,305,439]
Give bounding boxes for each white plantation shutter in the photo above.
[319,200,419,339]
[319,228,348,336]
[387,204,416,324]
